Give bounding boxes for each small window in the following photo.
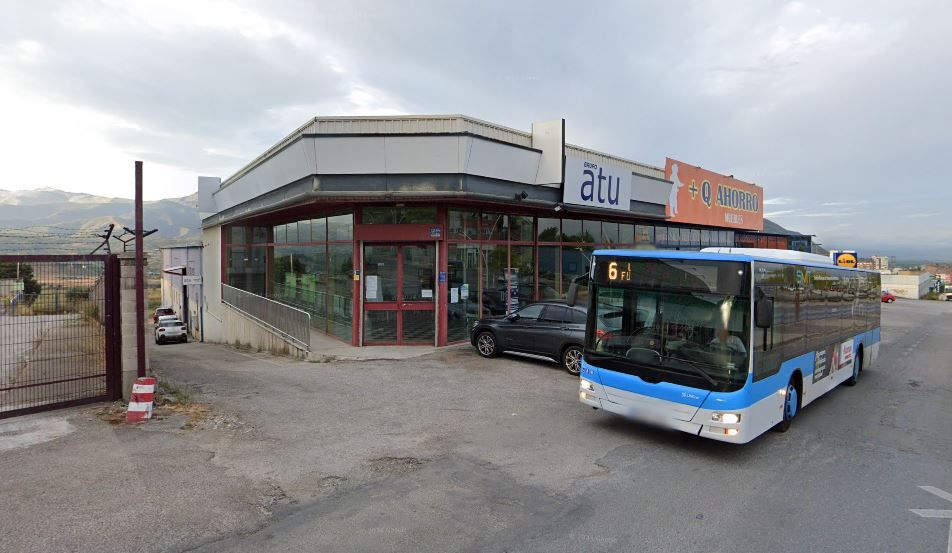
[515,304,545,320]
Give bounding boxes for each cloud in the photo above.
[765,209,800,217]
[0,0,949,257]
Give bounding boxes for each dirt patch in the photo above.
[368,456,429,475]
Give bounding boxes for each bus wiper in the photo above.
[659,354,718,387]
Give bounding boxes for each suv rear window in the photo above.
[159,321,183,328]
[156,308,174,315]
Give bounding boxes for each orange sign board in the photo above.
[664,158,764,231]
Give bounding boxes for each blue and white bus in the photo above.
[578,248,881,443]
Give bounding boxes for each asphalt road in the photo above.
[0,299,949,553]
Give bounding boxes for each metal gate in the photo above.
[0,255,120,418]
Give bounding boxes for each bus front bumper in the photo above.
[579,379,756,444]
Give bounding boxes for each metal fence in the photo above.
[221,284,311,352]
[0,255,120,418]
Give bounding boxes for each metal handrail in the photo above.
[221,284,311,352]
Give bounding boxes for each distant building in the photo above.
[870,255,890,271]
[160,246,203,341]
[881,272,931,299]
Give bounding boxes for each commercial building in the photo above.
[159,245,203,340]
[197,115,811,351]
[881,272,931,299]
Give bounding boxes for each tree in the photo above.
[0,262,42,299]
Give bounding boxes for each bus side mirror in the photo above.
[567,282,579,307]
[755,297,774,328]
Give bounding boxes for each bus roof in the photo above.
[592,248,879,273]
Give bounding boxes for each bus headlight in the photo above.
[580,379,595,392]
[711,412,741,424]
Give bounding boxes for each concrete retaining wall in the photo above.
[218,303,307,359]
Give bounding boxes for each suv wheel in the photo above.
[475,331,499,358]
[563,345,583,376]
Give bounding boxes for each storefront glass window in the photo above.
[652,226,666,247]
[327,244,353,340]
[561,246,593,297]
[722,230,734,247]
[297,220,311,243]
[537,218,560,242]
[538,246,560,300]
[700,229,712,247]
[230,226,245,245]
[286,221,299,244]
[327,212,353,241]
[252,227,268,244]
[448,209,478,240]
[311,218,326,242]
[509,216,534,243]
[561,219,583,242]
[273,246,318,307]
[509,245,536,309]
[362,206,437,224]
[479,244,510,315]
[227,246,266,296]
[480,213,507,241]
[619,224,635,245]
[668,227,681,248]
[447,244,480,341]
[601,222,619,245]
[635,225,654,245]
[273,224,287,244]
[581,220,600,243]
[689,229,701,248]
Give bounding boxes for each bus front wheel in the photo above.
[774,378,800,433]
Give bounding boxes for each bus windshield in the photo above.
[585,256,751,392]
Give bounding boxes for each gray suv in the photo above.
[470,301,588,375]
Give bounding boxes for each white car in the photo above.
[155,319,187,344]
[156,314,179,325]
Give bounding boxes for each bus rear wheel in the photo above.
[774,379,800,433]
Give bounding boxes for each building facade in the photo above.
[198,115,808,348]
[159,245,204,340]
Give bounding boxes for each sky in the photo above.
[1,0,950,259]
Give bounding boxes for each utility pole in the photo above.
[135,161,146,379]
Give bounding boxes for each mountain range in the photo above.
[0,187,201,254]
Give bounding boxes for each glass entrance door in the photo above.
[363,243,436,345]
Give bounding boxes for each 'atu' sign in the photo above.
[563,156,632,212]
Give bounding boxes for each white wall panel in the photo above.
[466,137,541,184]
[384,136,462,173]
[315,136,386,174]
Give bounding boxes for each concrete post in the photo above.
[118,252,149,399]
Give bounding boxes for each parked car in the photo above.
[153,307,175,323]
[881,291,896,303]
[154,319,187,344]
[470,300,593,375]
[155,314,179,326]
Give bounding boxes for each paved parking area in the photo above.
[0,300,950,552]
